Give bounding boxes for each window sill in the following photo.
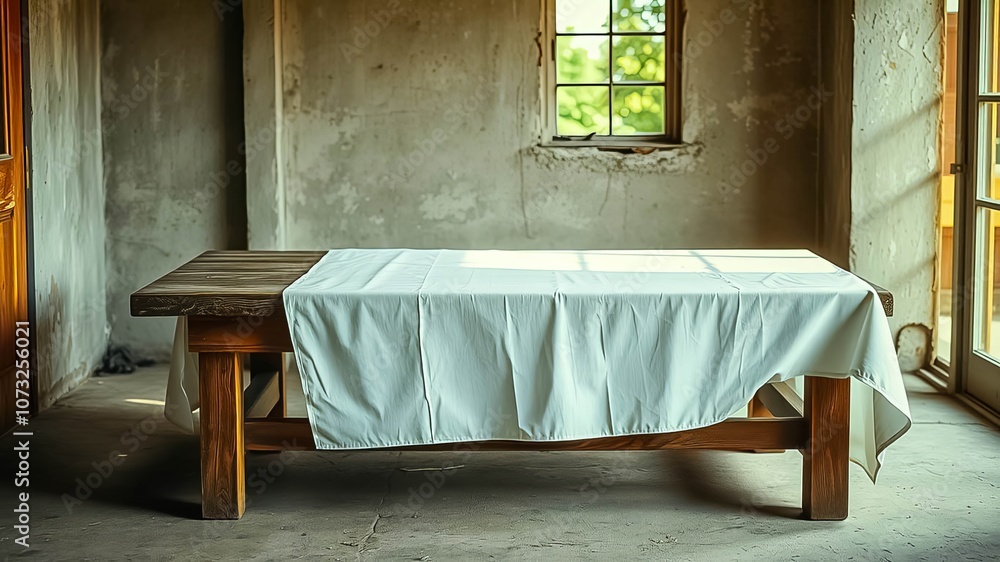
[537,140,689,153]
[524,142,702,175]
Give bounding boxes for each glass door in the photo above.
[963,0,1000,411]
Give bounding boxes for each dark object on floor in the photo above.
[97,345,155,375]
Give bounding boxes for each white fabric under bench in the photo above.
[166,249,911,482]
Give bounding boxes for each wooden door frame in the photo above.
[952,0,1000,418]
[17,0,35,416]
[0,0,35,425]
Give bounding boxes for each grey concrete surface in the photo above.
[1,367,998,560]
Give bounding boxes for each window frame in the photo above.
[540,0,684,148]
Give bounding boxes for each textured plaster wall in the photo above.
[267,0,821,251]
[850,0,941,359]
[102,0,244,357]
[29,0,107,407]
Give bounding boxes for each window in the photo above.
[543,0,683,146]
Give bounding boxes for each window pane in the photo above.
[556,0,610,33]
[613,36,665,83]
[612,86,665,134]
[974,207,1000,357]
[557,86,611,136]
[982,0,1000,93]
[613,0,667,33]
[557,36,610,84]
[977,103,1000,201]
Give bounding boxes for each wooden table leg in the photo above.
[251,353,286,418]
[199,352,246,520]
[802,376,850,520]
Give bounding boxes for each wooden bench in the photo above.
[131,251,894,521]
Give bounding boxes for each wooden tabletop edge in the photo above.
[857,277,893,318]
[130,252,896,318]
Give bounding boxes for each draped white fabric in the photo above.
[279,249,910,481]
[165,315,199,434]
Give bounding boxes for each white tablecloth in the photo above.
[166,249,911,482]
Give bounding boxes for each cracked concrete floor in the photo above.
[1,365,999,560]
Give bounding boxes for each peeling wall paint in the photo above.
[102,0,242,357]
[29,0,107,407]
[268,0,821,251]
[850,0,941,363]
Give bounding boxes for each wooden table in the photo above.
[131,251,894,521]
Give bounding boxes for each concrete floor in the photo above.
[1,366,999,561]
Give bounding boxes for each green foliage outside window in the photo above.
[556,0,668,136]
